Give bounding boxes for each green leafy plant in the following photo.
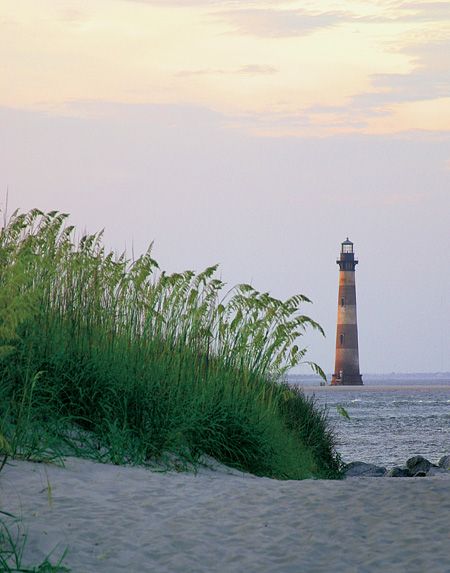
[336,404,351,420]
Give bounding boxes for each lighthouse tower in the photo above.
[331,238,363,386]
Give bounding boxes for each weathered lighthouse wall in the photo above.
[331,244,363,385]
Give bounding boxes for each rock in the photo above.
[406,456,433,475]
[438,455,450,470]
[413,471,427,477]
[427,466,449,477]
[344,461,387,477]
[387,466,411,477]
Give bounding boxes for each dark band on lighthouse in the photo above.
[331,238,363,386]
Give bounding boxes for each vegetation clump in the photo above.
[0,209,341,479]
[0,509,69,572]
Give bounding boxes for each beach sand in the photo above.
[1,457,449,573]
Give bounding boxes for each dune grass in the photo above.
[0,209,341,479]
[0,510,70,573]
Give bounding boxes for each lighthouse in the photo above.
[331,238,363,386]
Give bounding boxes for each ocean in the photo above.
[288,374,450,468]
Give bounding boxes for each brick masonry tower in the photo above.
[331,238,363,386]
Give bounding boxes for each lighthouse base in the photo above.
[331,373,363,386]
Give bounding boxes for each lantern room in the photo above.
[337,237,358,271]
[341,238,353,254]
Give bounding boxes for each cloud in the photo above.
[238,64,278,75]
[56,9,90,25]
[176,64,278,77]
[0,17,18,29]
[396,2,450,21]
[59,9,88,22]
[304,35,450,127]
[122,0,288,6]
[121,1,352,38]
[357,35,450,106]
[363,70,449,105]
[214,8,351,37]
[210,2,450,38]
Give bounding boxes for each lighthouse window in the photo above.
[340,333,344,346]
[342,243,353,254]
[341,297,345,307]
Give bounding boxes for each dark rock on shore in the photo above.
[406,455,434,475]
[426,466,448,476]
[438,455,450,470]
[387,467,411,477]
[344,462,387,477]
[345,454,450,478]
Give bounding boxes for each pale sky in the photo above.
[1,0,449,373]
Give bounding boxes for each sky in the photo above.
[1,0,449,374]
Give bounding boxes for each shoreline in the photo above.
[1,457,449,572]
[299,384,450,392]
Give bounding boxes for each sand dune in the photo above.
[1,457,449,572]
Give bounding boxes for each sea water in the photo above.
[288,374,450,468]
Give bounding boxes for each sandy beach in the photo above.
[1,457,449,573]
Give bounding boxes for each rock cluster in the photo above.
[343,455,450,478]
